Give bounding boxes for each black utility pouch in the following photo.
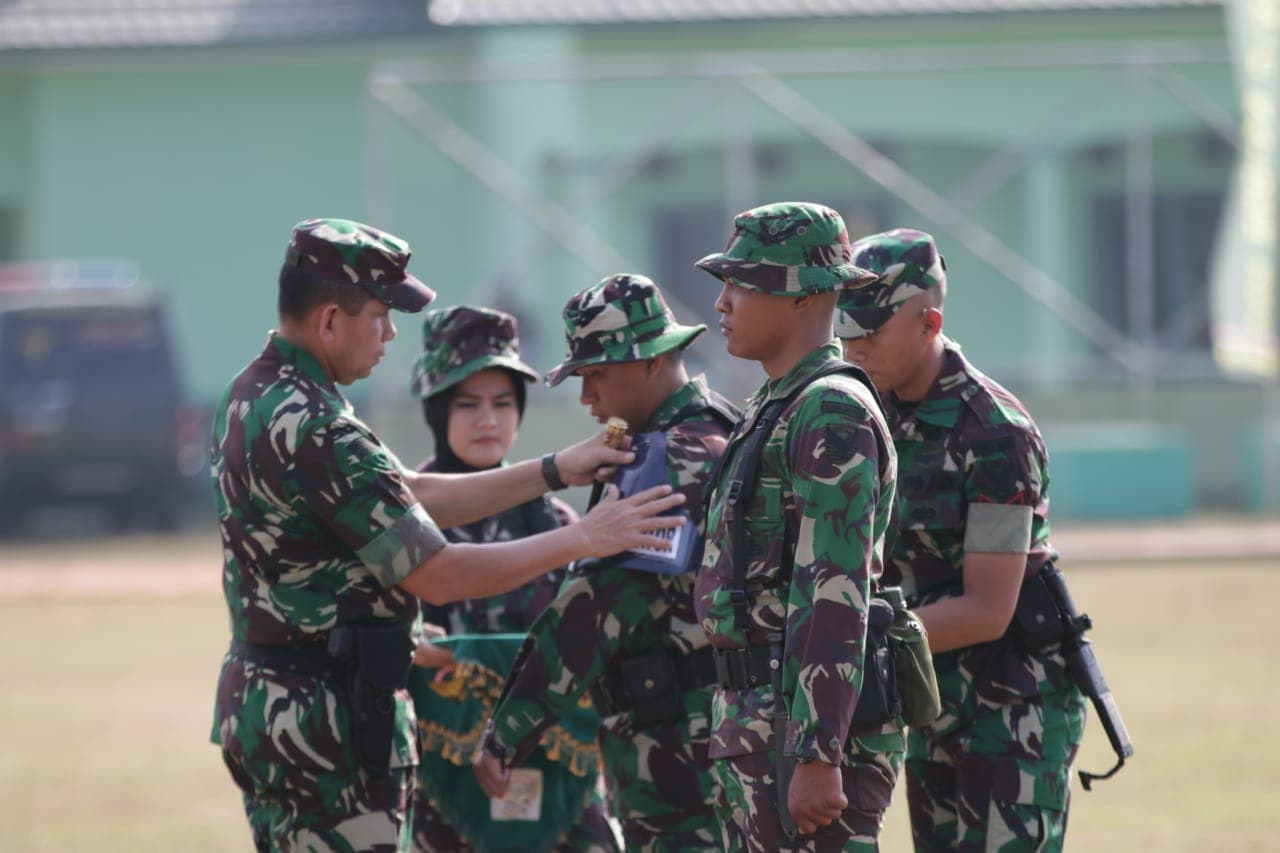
[850,598,903,731]
[1011,572,1065,652]
[342,624,414,775]
[619,650,684,727]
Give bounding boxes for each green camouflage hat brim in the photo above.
[694,255,877,295]
[544,323,705,388]
[411,352,539,399]
[373,270,435,313]
[834,301,901,340]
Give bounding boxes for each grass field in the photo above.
[2,534,1278,851]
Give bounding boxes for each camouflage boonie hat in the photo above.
[285,218,435,313]
[543,274,706,388]
[410,305,538,399]
[694,201,878,296]
[835,228,947,340]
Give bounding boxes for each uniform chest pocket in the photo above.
[898,480,964,532]
[902,498,962,530]
[745,482,787,534]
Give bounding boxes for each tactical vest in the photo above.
[705,361,884,630]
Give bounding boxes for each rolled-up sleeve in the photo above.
[358,503,447,586]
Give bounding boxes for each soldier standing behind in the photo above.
[406,305,617,851]
[474,274,739,851]
[836,228,1086,852]
[692,202,903,851]
[210,219,686,852]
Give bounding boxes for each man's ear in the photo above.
[921,306,944,337]
[317,303,340,342]
[792,293,825,313]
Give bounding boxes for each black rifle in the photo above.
[1016,563,1134,789]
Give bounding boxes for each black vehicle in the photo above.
[0,262,204,533]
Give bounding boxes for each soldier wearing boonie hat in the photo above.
[211,220,687,852]
[691,202,904,850]
[694,201,878,296]
[543,273,707,387]
[405,305,616,852]
[475,273,740,850]
[837,228,1087,852]
[411,305,539,400]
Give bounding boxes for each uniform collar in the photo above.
[645,374,715,433]
[892,336,975,428]
[749,340,845,410]
[265,331,337,390]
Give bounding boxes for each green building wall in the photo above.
[1,6,1269,515]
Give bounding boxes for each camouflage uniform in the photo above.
[836,229,1087,853]
[408,305,616,852]
[693,203,904,852]
[479,275,736,851]
[409,305,572,638]
[211,219,442,851]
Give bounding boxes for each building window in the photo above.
[1090,189,1224,353]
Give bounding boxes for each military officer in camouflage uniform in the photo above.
[407,304,617,851]
[210,219,686,852]
[473,274,739,851]
[692,202,904,851]
[836,228,1086,852]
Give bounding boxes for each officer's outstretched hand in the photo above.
[553,430,636,486]
[474,750,511,799]
[789,759,847,836]
[579,484,686,558]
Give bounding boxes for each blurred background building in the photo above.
[0,0,1275,527]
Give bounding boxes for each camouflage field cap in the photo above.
[285,218,435,312]
[694,201,878,296]
[835,228,947,340]
[543,274,706,388]
[410,305,539,399]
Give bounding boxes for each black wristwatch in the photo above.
[541,452,568,491]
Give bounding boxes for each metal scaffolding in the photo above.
[366,40,1237,384]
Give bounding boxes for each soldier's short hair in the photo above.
[278,262,375,321]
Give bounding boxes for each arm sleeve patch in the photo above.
[964,502,1034,553]
[357,503,448,587]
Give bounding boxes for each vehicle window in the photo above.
[1,306,178,391]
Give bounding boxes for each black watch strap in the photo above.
[541,452,568,491]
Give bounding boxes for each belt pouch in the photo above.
[618,650,684,726]
[888,604,942,728]
[849,599,903,731]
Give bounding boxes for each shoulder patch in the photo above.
[820,399,866,419]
